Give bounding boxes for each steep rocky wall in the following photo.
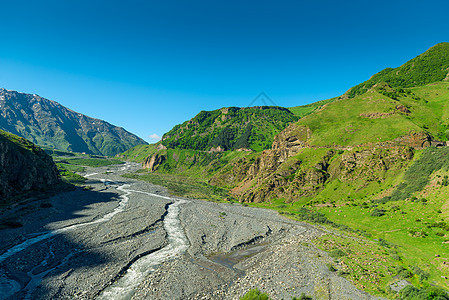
[219,146,414,203]
[0,130,61,202]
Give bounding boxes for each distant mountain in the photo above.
[0,88,147,156]
[161,106,298,152]
[0,129,61,203]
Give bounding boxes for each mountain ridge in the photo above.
[0,88,147,156]
[345,42,449,98]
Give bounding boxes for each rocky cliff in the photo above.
[0,129,61,203]
[0,88,147,156]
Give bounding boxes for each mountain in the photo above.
[125,43,449,201]
[0,129,61,203]
[161,106,298,152]
[0,88,147,156]
[121,43,449,295]
[346,42,449,98]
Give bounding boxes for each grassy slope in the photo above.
[118,45,449,298]
[122,147,256,201]
[249,147,449,297]
[347,42,449,98]
[295,82,449,146]
[289,97,336,118]
[120,144,158,162]
[161,107,298,152]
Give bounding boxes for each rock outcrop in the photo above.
[143,153,167,171]
[0,129,61,203]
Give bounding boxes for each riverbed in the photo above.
[0,162,381,299]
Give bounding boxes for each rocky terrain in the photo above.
[0,129,61,203]
[0,162,382,299]
[0,88,147,156]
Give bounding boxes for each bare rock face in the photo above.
[143,153,167,171]
[395,104,411,114]
[0,130,61,203]
[272,124,311,153]
[209,146,225,153]
[329,147,414,182]
[390,132,433,149]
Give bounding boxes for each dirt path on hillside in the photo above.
[0,163,383,299]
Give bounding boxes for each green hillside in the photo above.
[289,97,336,118]
[120,43,449,298]
[347,42,449,98]
[160,106,298,152]
[296,81,449,147]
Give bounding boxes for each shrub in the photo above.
[293,293,313,300]
[326,263,337,272]
[240,289,270,300]
[379,147,449,203]
[329,249,346,259]
[400,285,449,300]
[371,208,386,216]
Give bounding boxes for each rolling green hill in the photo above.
[160,106,298,152]
[293,81,449,147]
[346,42,449,98]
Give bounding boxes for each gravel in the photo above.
[0,163,384,300]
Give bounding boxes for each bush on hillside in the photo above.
[240,289,270,300]
[379,147,449,203]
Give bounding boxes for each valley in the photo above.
[1,43,449,299]
[0,162,380,299]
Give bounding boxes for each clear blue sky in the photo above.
[0,0,448,142]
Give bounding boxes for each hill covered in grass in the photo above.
[120,42,449,297]
[160,106,298,152]
[346,42,449,98]
[288,81,449,147]
[0,88,147,156]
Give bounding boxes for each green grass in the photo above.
[122,171,235,202]
[297,90,421,146]
[347,43,449,97]
[56,162,85,173]
[289,97,336,118]
[120,144,158,162]
[292,82,449,147]
[234,146,449,297]
[309,149,449,294]
[62,157,124,167]
[381,147,449,202]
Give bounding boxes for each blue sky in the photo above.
[0,0,448,142]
